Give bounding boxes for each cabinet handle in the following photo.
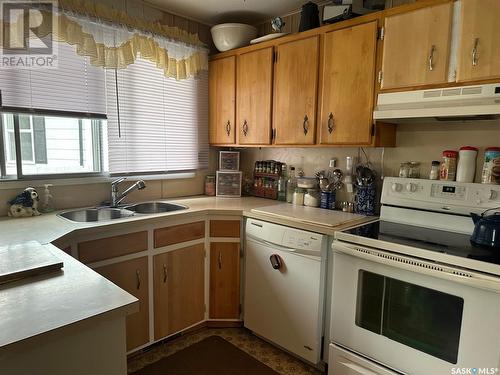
[303,115,309,135]
[225,120,231,136]
[136,269,141,290]
[327,113,334,134]
[242,119,249,136]
[428,45,436,71]
[163,264,167,283]
[472,38,479,66]
[218,252,222,270]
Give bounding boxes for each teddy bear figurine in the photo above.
[8,187,41,217]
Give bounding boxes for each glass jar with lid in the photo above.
[408,162,421,178]
[304,189,320,207]
[399,162,410,178]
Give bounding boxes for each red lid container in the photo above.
[459,146,478,151]
[485,147,500,152]
[442,150,458,158]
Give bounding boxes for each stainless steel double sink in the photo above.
[58,201,188,223]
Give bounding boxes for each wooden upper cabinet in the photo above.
[237,47,274,145]
[318,21,377,145]
[153,244,205,339]
[209,56,236,144]
[456,0,500,82]
[273,36,319,145]
[94,257,149,351]
[381,2,453,90]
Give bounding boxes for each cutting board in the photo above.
[0,241,63,285]
[251,204,367,228]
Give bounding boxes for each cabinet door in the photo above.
[237,47,273,145]
[273,36,319,145]
[153,244,205,339]
[209,242,240,319]
[456,0,500,82]
[94,257,149,351]
[381,2,453,90]
[209,56,236,144]
[318,21,377,145]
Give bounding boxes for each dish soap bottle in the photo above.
[40,184,55,213]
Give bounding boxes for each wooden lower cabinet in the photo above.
[209,242,241,319]
[94,257,149,351]
[153,244,205,339]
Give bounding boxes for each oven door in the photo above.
[331,241,500,374]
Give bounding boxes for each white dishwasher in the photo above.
[244,218,327,365]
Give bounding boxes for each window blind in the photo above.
[0,42,106,116]
[106,58,208,175]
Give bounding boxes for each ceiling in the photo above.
[145,0,324,25]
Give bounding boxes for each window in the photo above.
[1,113,105,178]
[106,57,209,175]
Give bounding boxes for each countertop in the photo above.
[0,243,138,349]
[0,195,375,350]
[0,196,374,246]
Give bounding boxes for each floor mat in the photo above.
[128,328,323,375]
[131,335,280,375]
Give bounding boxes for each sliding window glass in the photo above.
[0,113,105,179]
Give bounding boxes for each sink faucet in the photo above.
[110,177,146,207]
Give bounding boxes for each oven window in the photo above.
[356,270,464,364]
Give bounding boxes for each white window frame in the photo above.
[0,112,106,180]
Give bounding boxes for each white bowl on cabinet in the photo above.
[211,23,258,52]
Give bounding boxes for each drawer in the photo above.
[154,221,205,248]
[78,231,148,264]
[210,220,240,238]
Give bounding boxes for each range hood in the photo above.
[373,83,500,122]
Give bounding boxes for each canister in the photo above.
[481,147,500,184]
[440,150,458,181]
[456,146,478,183]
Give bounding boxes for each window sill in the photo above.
[0,172,197,190]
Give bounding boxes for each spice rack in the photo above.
[252,160,285,200]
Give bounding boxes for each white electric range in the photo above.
[329,177,500,375]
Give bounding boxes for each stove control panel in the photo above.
[430,184,467,199]
[382,177,500,215]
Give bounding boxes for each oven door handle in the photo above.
[333,241,500,293]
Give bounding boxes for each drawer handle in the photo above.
[163,264,167,283]
[242,119,249,136]
[136,269,141,290]
[327,112,334,134]
[218,252,222,270]
[225,120,231,136]
[303,115,309,135]
[428,45,436,71]
[472,38,479,66]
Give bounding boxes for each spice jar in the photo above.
[205,175,215,196]
[456,146,478,183]
[429,161,440,180]
[440,150,458,181]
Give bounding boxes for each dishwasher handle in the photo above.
[269,254,282,270]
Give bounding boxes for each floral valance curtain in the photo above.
[3,0,208,80]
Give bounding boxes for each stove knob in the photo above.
[406,183,417,192]
[391,183,403,192]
